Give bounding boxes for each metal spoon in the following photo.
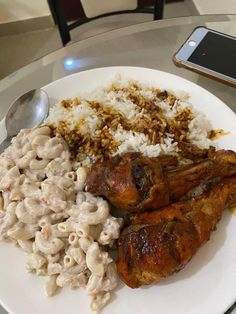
[0,89,49,153]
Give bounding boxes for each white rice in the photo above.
[46,75,215,164]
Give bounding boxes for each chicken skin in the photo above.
[86,150,236,213]
[116,175,236,288]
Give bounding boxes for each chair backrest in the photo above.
[48,0,165,46]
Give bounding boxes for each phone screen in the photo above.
[188,32,236,79]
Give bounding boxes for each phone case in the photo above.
[173,27,236,88]
[173,56,236,88]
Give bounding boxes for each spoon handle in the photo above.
[0,136,13,154]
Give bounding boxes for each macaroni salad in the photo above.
[0,126,123,312]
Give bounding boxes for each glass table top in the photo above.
[0,14,236,314]
[0,15,236,121]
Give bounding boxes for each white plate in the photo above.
[1,66,236,314]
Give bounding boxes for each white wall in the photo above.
[0,0,50,24]
[193,0,236,14]
[0,0,235,24]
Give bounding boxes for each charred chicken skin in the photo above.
[117,175,236,288]
[86,150,236,213]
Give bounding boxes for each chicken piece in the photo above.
[167,149,236,201]
[86,152,169,213]
[150,155,178,168]
[117,175,236,288]
[178,141,215,161]
[86,150,236,213]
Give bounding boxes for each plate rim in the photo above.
[43,66,236,118]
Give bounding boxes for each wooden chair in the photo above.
[48,0,165,46]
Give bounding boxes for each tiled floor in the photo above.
[0,1,197,80]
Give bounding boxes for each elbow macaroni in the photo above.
[0,126,123,312]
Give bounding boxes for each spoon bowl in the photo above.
[0,89,49,153]
[6,89,49,136]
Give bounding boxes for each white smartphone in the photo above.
[173,27,236,87]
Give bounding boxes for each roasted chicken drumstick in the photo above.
[86,150,236,213]
[117,175,236,288]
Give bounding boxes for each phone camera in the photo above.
[188,40,196,47]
